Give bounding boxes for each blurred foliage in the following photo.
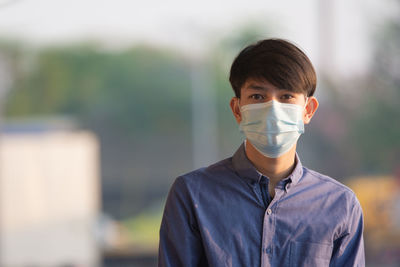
[5,44,192,133]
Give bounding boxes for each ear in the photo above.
[303,96,319,124]
[230,97,242,124]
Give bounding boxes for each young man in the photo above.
[158,39,365,267]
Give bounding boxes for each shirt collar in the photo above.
[232,142,304,188]
[285,153,303,189]
[232,143,261,183]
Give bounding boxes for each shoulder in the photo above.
[303,167,355,194]
[178,157,235,185]
[302,167,360,206]
[169,157,239,198]
[301,167,363,235]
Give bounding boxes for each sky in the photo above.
[0,0,392,77]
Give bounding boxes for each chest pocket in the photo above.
[289,241,333,267]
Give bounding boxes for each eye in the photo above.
[281,94,294,100]
[250,94,265,101]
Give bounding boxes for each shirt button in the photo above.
[267,208,272,215]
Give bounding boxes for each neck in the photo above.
[245,140,296,184]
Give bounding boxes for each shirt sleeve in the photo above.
[330,196,365,267]
[158,176,206,267]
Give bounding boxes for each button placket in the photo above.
[261,187,286,265]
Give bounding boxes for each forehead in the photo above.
[241,78,283,93]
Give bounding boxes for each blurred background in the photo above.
[0,0,399,266]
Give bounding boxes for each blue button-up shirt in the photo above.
[159,144,365,266]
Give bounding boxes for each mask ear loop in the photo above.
[237,97,248,150]
[302,97,309,121]
[303,97,309,110]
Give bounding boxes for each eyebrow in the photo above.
[247,83,291,92]
[247,84,268,90]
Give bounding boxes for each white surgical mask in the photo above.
[239,99,307,158]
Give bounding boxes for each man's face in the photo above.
[230,78,318,125]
